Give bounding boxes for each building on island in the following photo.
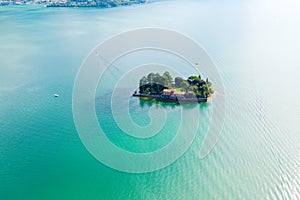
[162,89,185,98]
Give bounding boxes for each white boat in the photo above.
[53,94,59,97]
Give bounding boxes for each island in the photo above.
[133,71,214,103]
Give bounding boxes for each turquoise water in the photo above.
[1,1,300,199]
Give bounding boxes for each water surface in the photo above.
[0,1,300,199]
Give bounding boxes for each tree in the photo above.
[139,76,147,87]
[139,76,148,93]
[175,77,184,87]
[138,71,213,98]
[147,73,155,84]
[180,81,190,92]
[190,85,199,97]
[202,84,209,97]
[163,71,173,86]
[187,75,201,86]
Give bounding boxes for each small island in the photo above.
[133,71,214,103]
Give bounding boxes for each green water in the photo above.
[1,0,300,199]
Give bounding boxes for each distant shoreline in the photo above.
[46,0,147,8]
[0,0,150,8]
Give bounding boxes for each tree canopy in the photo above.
[138,71,213,98]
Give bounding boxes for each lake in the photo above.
[0,0,300,199]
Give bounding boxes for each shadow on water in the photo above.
[138,97,210,110]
